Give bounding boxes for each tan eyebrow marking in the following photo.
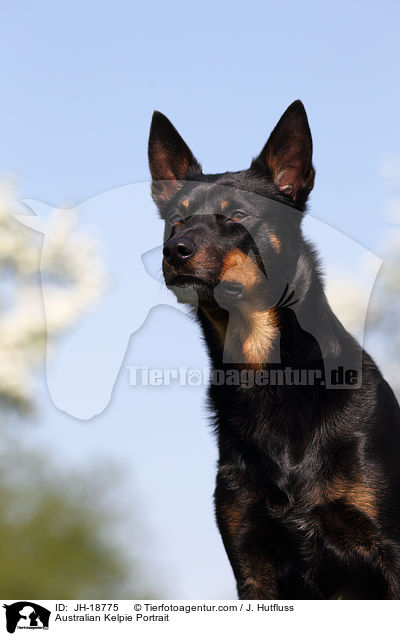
[181,199,189,208]
[270,233,281,253]
[220,200,230,211]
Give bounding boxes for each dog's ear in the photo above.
[252,100,315,206]
[148,111,201,209]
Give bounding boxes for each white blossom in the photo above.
[0,181,106,411]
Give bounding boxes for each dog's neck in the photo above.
[197,246,345,372]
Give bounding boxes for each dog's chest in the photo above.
[219,445,318,521]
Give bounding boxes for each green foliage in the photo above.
[0,438,152,599]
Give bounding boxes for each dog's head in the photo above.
[148,101,315,316]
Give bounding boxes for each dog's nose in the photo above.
[163,236,196,265]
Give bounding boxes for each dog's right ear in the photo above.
[148,112,201,210]
[252,100,315,209]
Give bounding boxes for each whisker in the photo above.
[282,298,299,308]
[275,283,289,308]
[281,290,295,306]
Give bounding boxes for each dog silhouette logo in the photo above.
[2,602,50,633]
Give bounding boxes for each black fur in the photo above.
[148,101,400,599]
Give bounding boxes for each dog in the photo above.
[148,101,400,599]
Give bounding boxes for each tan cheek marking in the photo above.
[181,198,189,208]
[270,233,281,253]
[242,308,279,365]
[219,251,280,364]
[220,250,262,291]
[220,199,230,211]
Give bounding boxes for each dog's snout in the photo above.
[163,236,196,265]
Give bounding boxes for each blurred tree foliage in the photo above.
[0,438,152,599]
[0,183,155,598]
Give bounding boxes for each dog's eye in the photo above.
[169,213,185,226]
[226,210,249,223]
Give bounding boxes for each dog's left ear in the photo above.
[148,111,202,209]
[252,100,315,207]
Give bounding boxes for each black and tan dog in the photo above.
[148,101,400,599]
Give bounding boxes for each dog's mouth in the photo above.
[166,274,245,305]
[167,274,209,288]
[166,274,214,304]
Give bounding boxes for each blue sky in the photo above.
[1,1,400,598]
